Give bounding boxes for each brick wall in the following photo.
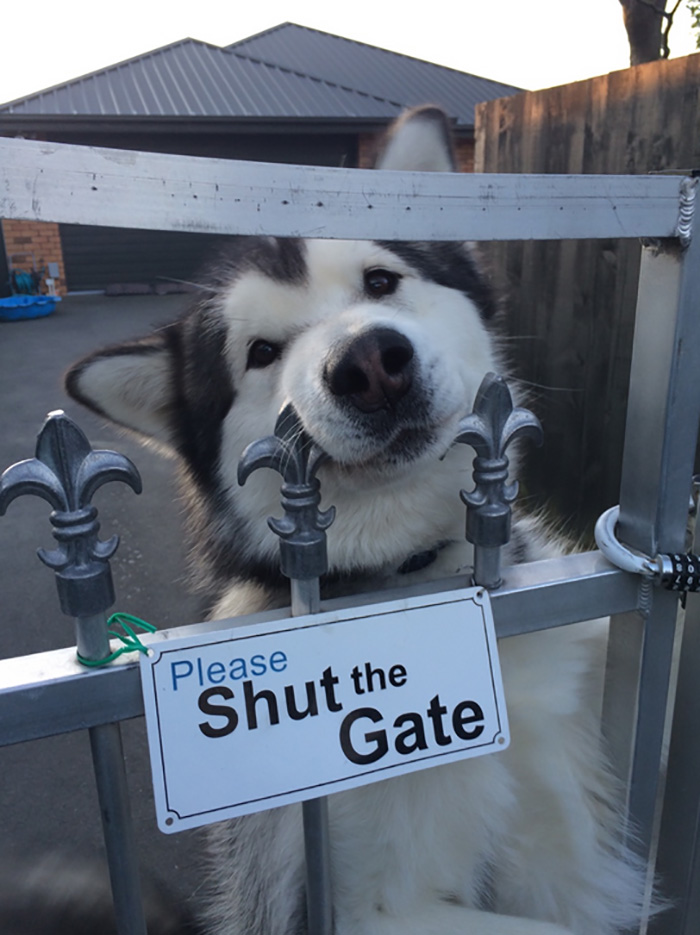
[454,138,475,173]
[357,133,380,169]
[1,220,67,295]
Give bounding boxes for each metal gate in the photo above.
[1,138,699,934]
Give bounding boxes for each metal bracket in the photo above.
[678,177,698,249]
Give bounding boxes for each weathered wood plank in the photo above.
[0,136,685,242]
[474,53,700,534]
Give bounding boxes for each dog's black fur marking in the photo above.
[203,237,308,290]
[65,340,164,419]
[508,522,530,564]
[379,241,498,322]
[66,304,235,496]
[165,308,235,493]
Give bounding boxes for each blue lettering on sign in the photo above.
[171,650,288,691]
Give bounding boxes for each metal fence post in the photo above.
[0,411,149,935]
[649,477,700,934]
[635,180,700,934]
[239,404,335,935]
[602,180,700,892]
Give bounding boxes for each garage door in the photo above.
[60,225,231,292]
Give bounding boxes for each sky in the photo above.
[0,0,698,105]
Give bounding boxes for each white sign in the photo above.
[140,587,508,833]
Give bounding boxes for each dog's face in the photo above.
[221,237,497,476]
[66,108,501,592]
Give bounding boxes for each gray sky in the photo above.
[0,0,697,105]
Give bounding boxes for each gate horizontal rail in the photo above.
[0,551,640,747]
[0,136,688,241]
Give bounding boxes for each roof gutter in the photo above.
[0,114,475,137]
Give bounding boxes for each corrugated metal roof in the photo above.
[0,39,404,119]
[228,23,522,126]
[0,25,520,125]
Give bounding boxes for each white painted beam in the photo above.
[0,137,686,241]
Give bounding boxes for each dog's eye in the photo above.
[247,340,281,369]
[363,268,401,298]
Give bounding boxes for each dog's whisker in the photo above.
[512,377,583,393]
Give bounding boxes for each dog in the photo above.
[63,106,647,935]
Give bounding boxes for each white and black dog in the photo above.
[63,107,647,935]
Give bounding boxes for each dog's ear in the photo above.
[65,330,178,450]
[373,105,457,172]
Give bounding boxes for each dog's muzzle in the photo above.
[322,327,415,414]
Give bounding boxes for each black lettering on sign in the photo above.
[426,694,452,746]
[284,681,318,720]
[338,696,488,766]
[198,687,238,738]
[339,707,388,765]
[452,700,485,741]
[393,711,428,755]
[243,681,280,730]
[388,664,407,687]
[319,666,343,712]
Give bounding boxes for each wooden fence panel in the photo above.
[475,53,700,535]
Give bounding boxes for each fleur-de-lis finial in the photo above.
[238,404,335,582]
[455,373,543,588]
[0,410,141,618]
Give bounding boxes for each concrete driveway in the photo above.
[0,294,209,916]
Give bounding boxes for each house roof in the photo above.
[0,39,403,122]
[228,24,521,127]
[0,23,521,127]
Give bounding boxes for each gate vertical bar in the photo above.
[293,577,334,935]
[239,405,336,935]
[649,479,700,934]
[87,718,148,935]
[0,411,149,935]
[602,179,700,881]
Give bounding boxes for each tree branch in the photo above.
[618,0,682,64]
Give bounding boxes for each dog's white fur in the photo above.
[67,107,647,935]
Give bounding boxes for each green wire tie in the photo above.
[77,612,157,668]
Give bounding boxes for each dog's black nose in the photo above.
[323,327,415,412]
